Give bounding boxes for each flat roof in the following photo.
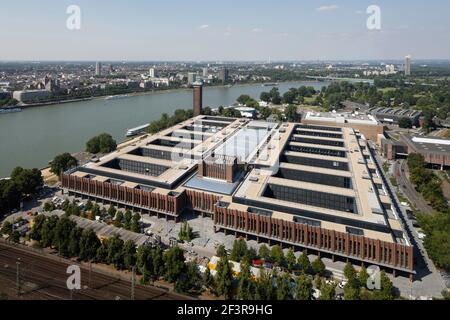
[402,135,450,154]
[64,117,410,246]
[304,111,380,126]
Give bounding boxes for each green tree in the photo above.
[178,221,193,242]
[230,239,248,262]
[359,266,369,288]
[295,274,312,300]
[40,215,59,248]
[237,94,252,105]
[91,204,101,219]
[68,227,82,257]
[215,256,234,299]
[85,200,93,211]
[297,251,311,273]
[0,179,20,212]
[379,271,394,300]
[11,167,43,196]
[320,281,336,300]
[1,221,13,236]
[398,117,413,129]
[276,273,292,300]
[269,245,284,267]
[108,205,117,220]
[123,210,132,230]
[175,261,202,294]
[86,133,117,154]
[344,283,360,300]
[284,105,298,122]
[11,231,20,243]
[255,270,275,300]
[216,244,227,258]
[114,211,123,227]
[79,229,101,261]
[107,234,124,269]
[203,267,215,293]
[131,213,141,233]
[260,92,271,103]
[122,240,137,270]
[163,246,185,283]
[30,214,46,241]
[258,244,270,260]
[282,90,296,105]
[237,262,254,300]
[344,262,357,281]
[285,248,296,272]
[152,246,165,279]
[311,257,326,276]
[50,153,78,175]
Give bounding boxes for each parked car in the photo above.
[338,280,348,289]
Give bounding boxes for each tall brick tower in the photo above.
[193,81,203,117]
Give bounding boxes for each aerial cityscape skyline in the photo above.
[1,0,450,61]
[0,0,449,307]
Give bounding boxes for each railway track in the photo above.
[0,242,189,300]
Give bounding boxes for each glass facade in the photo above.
[283,155,349,171]
[276,167,352,189]
[149,138,198,149]
[288,144,346,158]
[296,130,343,139]
[296,124,342,132]
[103,159,169,177]
[291,136,345,147]
[263,183,357,213]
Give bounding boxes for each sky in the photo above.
[1,0,449,61]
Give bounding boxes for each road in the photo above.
[393,160,433,214]
[369,145,446,297]
[0,241,189,300]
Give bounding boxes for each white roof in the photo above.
[412,136,450,146]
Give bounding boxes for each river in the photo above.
[0,81,330,177]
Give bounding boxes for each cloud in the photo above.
[316,5,339,12]
[251,28,263,33]
[355,10,364,15]
[198,24,209,30]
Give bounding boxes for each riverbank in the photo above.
[19,97,94,108]
[0,80,330,177]
[16,79,315,109]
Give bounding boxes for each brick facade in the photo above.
[61,174,185,217]
[213,205,414,273]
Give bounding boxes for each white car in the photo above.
[338,280,348,289]
[312,288,321,299]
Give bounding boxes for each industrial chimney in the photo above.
[193,81,203,117]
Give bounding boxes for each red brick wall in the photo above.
[61,174,184,215]
[214,206,414,272]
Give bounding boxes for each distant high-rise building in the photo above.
[149,68,155,78]
[218,67,229,83]
[95,62,102,76]
[193,81,203,116]
[405,55,411,76]
[202,67,208,77]
[187,72,196,85]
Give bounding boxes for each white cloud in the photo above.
[316,5,339,12]
[355,10,364,15]
[251,28,263,33]
[198,24,209,30]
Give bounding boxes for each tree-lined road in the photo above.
[393,160,433,214]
